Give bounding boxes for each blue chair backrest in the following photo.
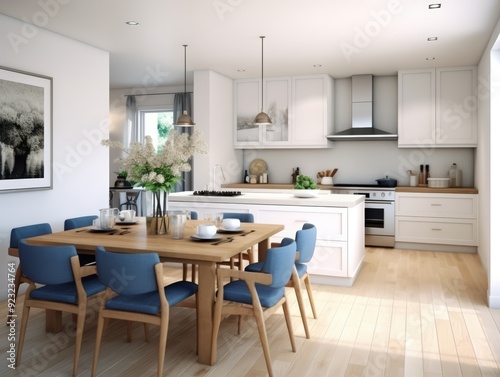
[10,223,52,248]
[95,246,160,295]
[296,223,317,264]
[261,237,296,288]
[64,215,98,230]
[18,240,77,285]
[222,212,254,223]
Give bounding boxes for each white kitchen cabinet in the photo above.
[168,193,365,285]
[291,74,334,147]
[234,74,333,149]
[398,66,477,148]
[395,193,478,247]
[257,206,349,277]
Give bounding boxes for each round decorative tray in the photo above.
[249,158,268,176]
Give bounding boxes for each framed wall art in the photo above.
[0,66,52,192]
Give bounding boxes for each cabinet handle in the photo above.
[431,228,442,231]
[430,204,442,206]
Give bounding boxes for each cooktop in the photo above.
[193,190,242,197]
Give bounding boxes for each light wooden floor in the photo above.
[1,247,500,377]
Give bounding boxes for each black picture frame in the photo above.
[0,66,52,192]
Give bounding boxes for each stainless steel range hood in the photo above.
[326,74,398,141]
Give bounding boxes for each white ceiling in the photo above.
[1,0,500,89]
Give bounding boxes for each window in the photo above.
[138,107,173,149]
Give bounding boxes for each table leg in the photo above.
[257,238,270,262]
[196,262,216,365]
[45,309,62,333]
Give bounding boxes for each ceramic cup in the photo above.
[118,210,136,221]
[222,218,240,230]
[196,224,217,238]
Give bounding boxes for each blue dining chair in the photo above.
[64,215,98,230]
[92,247,198,377]
[8,223,53,324]
[15,240,106,377]
[211,237,297,377]
[183,211,198,281]
[221,212,255,269]
[246,223,318,339]
[64,215,98,266]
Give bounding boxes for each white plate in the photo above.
[116,219,138,225]
[89,227,117,233]
[293,189,320,198]
[217,227,244,233]
[190,234,222,241]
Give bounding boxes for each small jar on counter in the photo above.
[249,175,257,184]
[262,171,268,183]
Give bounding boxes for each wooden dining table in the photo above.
[25,217,284,365]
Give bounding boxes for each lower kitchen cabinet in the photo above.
[168,198,365,285]
[395,193,478,248]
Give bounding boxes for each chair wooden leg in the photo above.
[210,293,223,364]
[291,268,310,339]
[182,264,188,280]
[15,304,31,367]
[157,314,169,377]
[126,321,132,342]
[304,273,317,319]
[191,264,197,283]
[91,312,106,377]
[252,303,274,377]
[73,308,86,377]
[7,264,22,326]
[143,323,150,341]
[282,298,296,352]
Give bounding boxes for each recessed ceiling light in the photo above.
[426,57,435,60]
[125,21,140,26]
[429,4,441,9]
[237,69,246,72]
[427,37,438,41]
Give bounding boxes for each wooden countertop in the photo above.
[395,186,478,194]
[222,183,478,194]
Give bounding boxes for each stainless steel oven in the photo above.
[331,185,395,247]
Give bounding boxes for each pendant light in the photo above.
[253,36,272,125]
[176,44,195,126]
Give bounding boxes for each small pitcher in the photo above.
[99,208,119,230]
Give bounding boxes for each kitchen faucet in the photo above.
[213,164,225,190]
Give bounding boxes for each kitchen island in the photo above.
[169,191,365,286]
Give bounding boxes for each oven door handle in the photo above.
[366,201,394,205]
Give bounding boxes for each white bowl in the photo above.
[196,224,217,238]
[222,218,241,230]
[293,189,320,198]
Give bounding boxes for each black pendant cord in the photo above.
[183,44,187,110]
[260,36,264,113]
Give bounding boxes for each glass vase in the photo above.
[147,191,169,235]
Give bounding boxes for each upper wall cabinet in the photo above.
[234,74,334,149]
[398,66,477,148]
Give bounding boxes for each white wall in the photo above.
[0,14,110,300]
[477,16,500,307]
[193,70,241,190]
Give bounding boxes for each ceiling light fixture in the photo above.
[125,21,139,26]
[254,36,272,125]
[426,57,436,60]
[176,44,195,126]
[427,37,438,41]
[428,4,441,9]
[313,64,322,67]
